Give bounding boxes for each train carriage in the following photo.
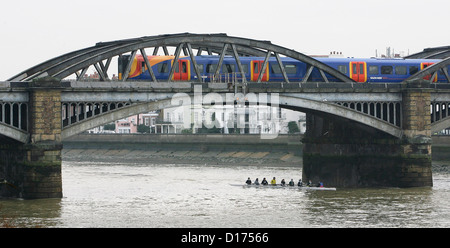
[118,54,449,83]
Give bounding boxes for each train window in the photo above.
[285,64,297,74]
[158,63,169,73]
[381,66,393,75]
[222,64,236,73]
[395,66,407,75]
[196,64,204,73]
[253,62,259,73]
[409,66,419,75]
[369,65,379,75]
[338,65,347,74]
[352,63,357,75]
[206,64,218,73]
[271,64,281,74]
[241,64,249,74]
[271,64,297,74]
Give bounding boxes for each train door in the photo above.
[173,59,190,81]
[350,61,367,83]
[251,60,269,81]
[421,62,437,82]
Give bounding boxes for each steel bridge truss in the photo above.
[405,57,450,83]
[405,46,450,59]
[7,33,353,84]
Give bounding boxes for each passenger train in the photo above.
[118,54,449,83]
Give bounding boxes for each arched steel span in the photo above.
[8,33,353,83]
[405,57,450,83]
[61,94,402,140]
[405,46,450,59]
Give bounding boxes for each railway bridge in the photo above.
[1,33,450,198]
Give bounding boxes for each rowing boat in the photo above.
[230,184,336,191]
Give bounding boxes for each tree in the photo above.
[103,123,115,131]
[137,124,150,133]
[287,121,300,134]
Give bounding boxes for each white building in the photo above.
[161,105,304,134]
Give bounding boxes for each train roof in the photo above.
[315,57,442,64]
[194,55,441,64]
[196,55,441,63]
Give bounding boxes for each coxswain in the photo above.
[289,179,295,186]
[270,177,277,186]
[246,177,252,185]
[281,179,286,186]
[261,178,268,185]
[254,178,260,185]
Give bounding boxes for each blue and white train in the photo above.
[118,54,448,83]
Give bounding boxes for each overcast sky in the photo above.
[1,0,449,80]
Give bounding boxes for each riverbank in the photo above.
[62,133,450,172]
[62,134,303,167]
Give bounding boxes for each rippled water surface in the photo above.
[1,161,449,228]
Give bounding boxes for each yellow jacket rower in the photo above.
[270,177,276,185]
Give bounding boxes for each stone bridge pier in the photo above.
[302,80,433,188]
[0,78,63,198]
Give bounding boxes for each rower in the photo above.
[297,179,303,187]
[261,178,268,185]
[254,178,260,185]
[289,179,295,186]
[270,177,276,186]
[281,179,286,186]
[246,177,252,185]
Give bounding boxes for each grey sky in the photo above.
[1,0,449,80]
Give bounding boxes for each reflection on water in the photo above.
[1,161,449,228]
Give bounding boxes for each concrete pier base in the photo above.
[0,78,64,199]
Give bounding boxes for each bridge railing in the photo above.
[334,101,402,127]
[207,72,245,84]
[0,102,28,131]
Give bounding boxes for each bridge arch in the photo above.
[0,123,29,143]
[277,95,402,138]
[8,33,353,83]
[432,118,450,134]
[61,93,402,140]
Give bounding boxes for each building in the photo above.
[161,104,304,134]
[115,112,159,133]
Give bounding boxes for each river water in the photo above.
[1,160,449,228]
